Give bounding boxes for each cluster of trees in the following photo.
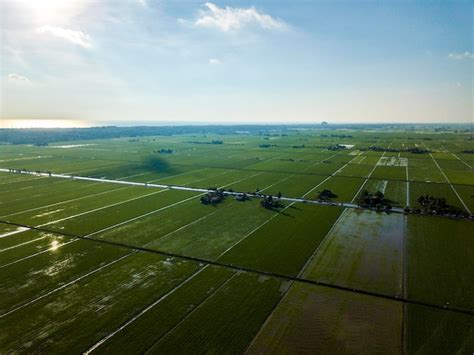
[406,147,431,154]
[317,189,337,201]
[366,146,430,154]
[2,124,469,145]
[0,126,252,144]
[292,144,306,148]
[259,144,276,148]
[234,193,249,202]
[260,133,287,137]
[358,190,392,211]
[186,140,223,145]
[200,189,226,205]
[321,134,353,138]
[404,195,469,217]
[327,144,347,151]
[462,149,474,154]
[282,158,307,162]
[153,148,174,154]
[7,168,52,176]
[260,195,283,210]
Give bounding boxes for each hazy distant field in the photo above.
[0,128,473,353]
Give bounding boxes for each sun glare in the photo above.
[50,240,60,251]
[1,119,89,129]
[16,0,86,23]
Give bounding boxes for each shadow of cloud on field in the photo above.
[141,156,174,173]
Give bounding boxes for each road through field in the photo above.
[0,169,264,268]
[0,168,236,246]
[351,143,391,203]
[246,146,404,353]
[0,160,337,350]
[451,153,473,169]
[0,171,281,321]
[0,168,406,214]
[422,144,471,214]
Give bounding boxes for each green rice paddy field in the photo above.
[0,128,473,353]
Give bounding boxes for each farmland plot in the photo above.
[0,237,129,315]
[219,205,343,276]
[377,156,408,167]
[149,200,277,260]
[303,209,404,296]
[454,184,474,212]
[262,173,327,198]
[312,176,364,202]
[146,272,286,354]
[358,179,407,206]
[406,215,474,309]
[408,159,445,183]
[372,165,407,180]
[0,129,472,354]
[405,304,474,354]
[0,252,200,353]
[409,182,467,212]
[91,265,235,353]
[248,282,402,354]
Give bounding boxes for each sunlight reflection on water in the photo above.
[50,240,60,251]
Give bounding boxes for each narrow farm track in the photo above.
[0,218,472,318]
[3,166,473,221]
[83,265,214,354]
[451,153,473,169]
[0,161,125,190]
[246,209,349,353]
[405,164,410,207]
[351,143,391,204]
[247,152,388,350]
[217,155,361,260]
[1,168,213,219]
[0,157,398,341]
[0,227,29,239]
[0,235,46,253]
[0,168,231,240]
[0,173,282,321]
[0,170,266,267]
[5,152,474,189]
[0,253,135,319]
[156,159,474,187]
[0,238,78,269]
[401,215,408,354]
[1,128,472,353]
[423,147,471,215]
[1,173,145,219]
[142,271,240,354]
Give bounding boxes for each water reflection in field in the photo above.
[304,209,404,297]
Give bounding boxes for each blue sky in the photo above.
[1,0,472,127]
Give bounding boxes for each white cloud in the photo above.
[137,0,148,8]
[195,2,286,32]
[7,73,31,84]
[36,26,92,48]
[209,58,221,65]
[448,51,474,60]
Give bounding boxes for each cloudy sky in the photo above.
[0,0,472,127]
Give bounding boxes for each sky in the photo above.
[0,0,472,127]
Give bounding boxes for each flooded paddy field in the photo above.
[303,209,404,296]
[248,282,402,354]
[0,128,472,353]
